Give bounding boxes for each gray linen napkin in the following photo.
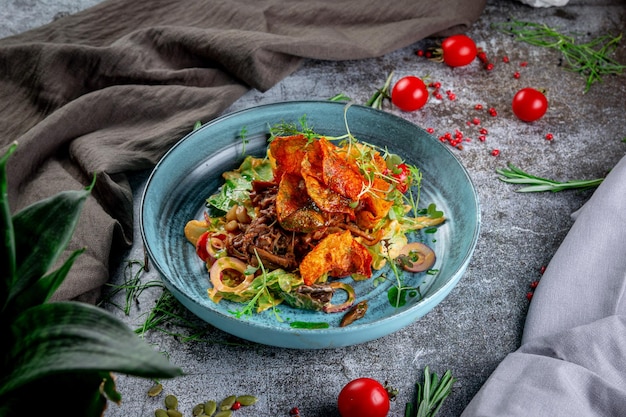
[462,154,626,416]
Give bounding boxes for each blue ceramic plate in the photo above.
[141,101,480,349]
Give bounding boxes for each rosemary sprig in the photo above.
[494,20,625,92]
[405,366,456,417]
[497,163,604,192]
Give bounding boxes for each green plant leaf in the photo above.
[1,301,183,398]
[8,179,93,305]
[0,142,18,310]
[6,249,84,316]
[426,203,444,219]
[0,371,112,417]
[388,285,409,307]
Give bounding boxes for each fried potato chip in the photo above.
[276,173,327,232]
[269,135,310,181]
[299,230,373,285]
[301,158,355,217]
[316,138,365,200]
[355,177,394,229]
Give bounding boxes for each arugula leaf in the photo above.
[206,156,273,212]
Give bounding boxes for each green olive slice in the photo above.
[398,242,436,272]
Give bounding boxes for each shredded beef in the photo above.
[225,180,377,271]
[227,181,298,270]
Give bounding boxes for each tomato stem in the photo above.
[366,72,394,109]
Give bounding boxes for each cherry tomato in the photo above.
[388,163,411,193]
[195,231,211,262]
[391,76,428,112]
[441,34,477,67]
[338,378,390,417]
[511,87,548,122]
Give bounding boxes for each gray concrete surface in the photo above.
[3,0,625,416]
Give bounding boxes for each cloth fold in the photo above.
[462,154,626,416]
[462,316,626,416]
[0,0,486,302]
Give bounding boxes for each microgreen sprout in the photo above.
[269,114,317,142]
[404,165,424,217]
[239,126,249,156]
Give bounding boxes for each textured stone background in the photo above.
[3,1,625,416]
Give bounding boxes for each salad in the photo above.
[184,121,445,323]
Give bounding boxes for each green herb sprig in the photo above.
[405,366,456,417]
[366,72,394,109]
[269,114,317,142]
[494,20,625,92]
[497,163,604,192]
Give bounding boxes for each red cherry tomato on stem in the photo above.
[512,87,548,122]
[441,34,477,67]
[391,76,428,111]
[338,378,390,417]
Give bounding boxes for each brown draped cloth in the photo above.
[0,0,486,303]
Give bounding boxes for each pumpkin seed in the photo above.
[155,409,168,417]
[204,400,217,416]
[164,394,178,410]
[192,403,205,416]
[148,383,163,397]
[235,395,258,406]
[219,395,236,411]
[166,409,183,417]
[214,411,233,417]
